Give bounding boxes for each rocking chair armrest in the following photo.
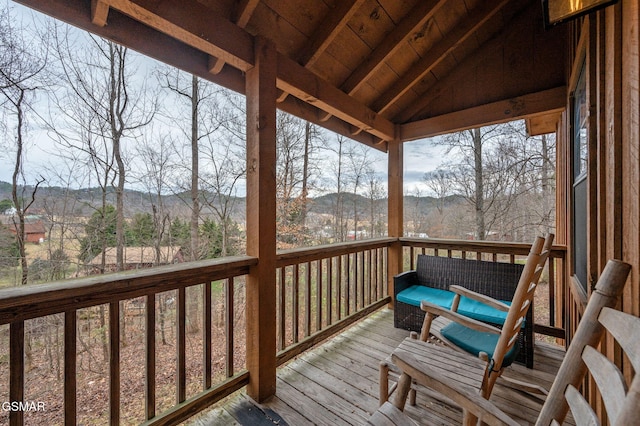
[420,300,502,335]
[449,285,511,312]
[391,349,520,426]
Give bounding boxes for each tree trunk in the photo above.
[541,134,551,233]
[190,75,200,262]
[472,128,485,240]
[11,90,28,286]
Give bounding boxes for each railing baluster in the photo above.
[410,246,415,269]
[203,283,212,390]
[177,287,186,403]
[373,249,379,300]
[346,254,351,316]
[278,268,286,350]
[145,295,156,420]
[225,278,234,378]
[358,251,364,309]
[367,250,373,306]
[305,262,311,337]
[327,257,333,326]
[109,302,120,426]
[337,255,342,320]
[293,265,299,343]
[10,321,24,426]
[316,259,322,332]
[65,311,77,426]
[549,258,556,327]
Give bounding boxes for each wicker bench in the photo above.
[393,255,534,368]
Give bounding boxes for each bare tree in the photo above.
[274,112,319,247]
[51,29,156,271]
[0,4,48,285]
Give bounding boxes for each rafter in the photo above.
[296,0,366,67]
[277,55,396,141]
[103,0,254,70]
[371,0,510,115]
[91,0,109,26]
[208,0,260,74]
[233,0,260,28]
[341,0,447,95]
[399,87,566,141]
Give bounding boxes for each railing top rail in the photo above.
[0,255,258,324]
[400,237,567,258]
[276,237,395,267]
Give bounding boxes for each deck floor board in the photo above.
[192,309,569,425]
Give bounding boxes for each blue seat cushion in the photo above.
[440,322,521,368]
[396,285,512,326]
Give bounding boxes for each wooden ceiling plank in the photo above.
[296,0,366,67]
[341,0,447,95]
[399,86,567,141]
[91,0,110,26]
[396,1,555,123]
[103,0,255,72]
[277,53,396,141]
[371,0,510,115]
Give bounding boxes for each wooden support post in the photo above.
[245,36,277,402]
[387,139,403,306]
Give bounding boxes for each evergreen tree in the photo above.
[78,205,117,263]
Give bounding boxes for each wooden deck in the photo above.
[190,309,568,425]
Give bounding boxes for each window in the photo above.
[572,63,588,291]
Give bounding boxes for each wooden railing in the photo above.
[400,238,568,339]
[275,238,393,365]
[0,237,568,425]
[0,256,257,426]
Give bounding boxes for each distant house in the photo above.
[89,246,184,273]
[3,220,47,244]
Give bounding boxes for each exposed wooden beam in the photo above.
[399,87,567,141]
[526,112,562,136]
[341,0,447,95]
[15,0,392,146]
[371,0,510,115]
[296,0,366,67]
[209,0,260,75]
[233,0,260,28]
[103,0,255,72]
[279,96,387,151]
[394,1,535,123]
[91,0,109,26]
[207,56,226,75]
[101,0,395,141]
[277,54,396,141]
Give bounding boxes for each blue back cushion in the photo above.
[396,285,512,326]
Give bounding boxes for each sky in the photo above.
[0,2,444,197]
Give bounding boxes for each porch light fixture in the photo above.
[542,0,618,26]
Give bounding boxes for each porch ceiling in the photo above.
[16,0,567,151]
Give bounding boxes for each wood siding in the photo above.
[561,0,639,410]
